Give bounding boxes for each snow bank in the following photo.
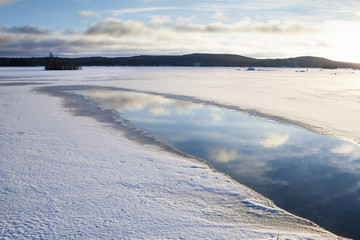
[0,67,347,239]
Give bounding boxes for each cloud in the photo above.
[78,10,100,19]
[109,7,176,17]
[83,17,316,39]
[0,25,91,56]
[84,18,146,36]
[1,15,357,62]
[0,0,18,7]
[0,19,320,58]
[2,25,51,35]
[149,16,172,26]
[0,26,59,55]
[0,16,321,57]
[8,37,67,50]
[174,18,316,34]
[212,11,225,19]
[260,133,289,148]
[0,32,13,47]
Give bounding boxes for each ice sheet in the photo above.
[3,66,358,143]
[0,67,353,239]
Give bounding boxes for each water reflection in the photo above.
[259,133,290,148]
[78,89,360,239]
[80,90,198,116]
[331,144,356,155]
[209,148,238,163]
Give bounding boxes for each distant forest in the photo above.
[1,53,360,69]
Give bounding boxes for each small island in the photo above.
[45,52,82,70]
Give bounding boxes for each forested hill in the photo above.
[1,53,360,69]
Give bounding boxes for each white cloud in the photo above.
[82,17,315,45]
[149,16,172,26]
[260,133,289,148]
[2,14,360,62]
[173,18,317,34]
[212,11,225,19]
[0,17,323,58]
[84,18,146,36]
[78,10,100,19]
[110,7,176,17]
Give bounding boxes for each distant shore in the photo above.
[1,53,360,69]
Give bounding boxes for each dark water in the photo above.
[80,89,360,239]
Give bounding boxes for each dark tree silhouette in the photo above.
[45,52,81,70]
[321,63,338,69]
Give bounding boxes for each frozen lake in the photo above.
[71,88,360,239]
[2,66,360,239]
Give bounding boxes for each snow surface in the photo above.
[3,66,359,144]
[0,67,354,239]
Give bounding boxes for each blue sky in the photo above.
[1,0,360,62]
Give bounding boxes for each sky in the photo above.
[1,0,360,62]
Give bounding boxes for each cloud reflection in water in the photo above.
[209,148,238,163]
[259,133,290,148]
[77,88,360,238]
[331,144,355,155]
[80,90,198,116]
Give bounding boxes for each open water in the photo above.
[78,88,360,239]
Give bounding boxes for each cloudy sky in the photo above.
[1,0,360,62]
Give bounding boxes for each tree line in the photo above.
[1,53,360,69]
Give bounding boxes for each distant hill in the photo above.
[1,53,359,69]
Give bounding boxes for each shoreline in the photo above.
[38,84,360,146]
[1,67,355,239]
[37,84,354,238]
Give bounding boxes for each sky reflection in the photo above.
[259,133,290,148]
[78,89,360,239]
[80,90,199,116]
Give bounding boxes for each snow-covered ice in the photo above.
[1,66,355,239]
